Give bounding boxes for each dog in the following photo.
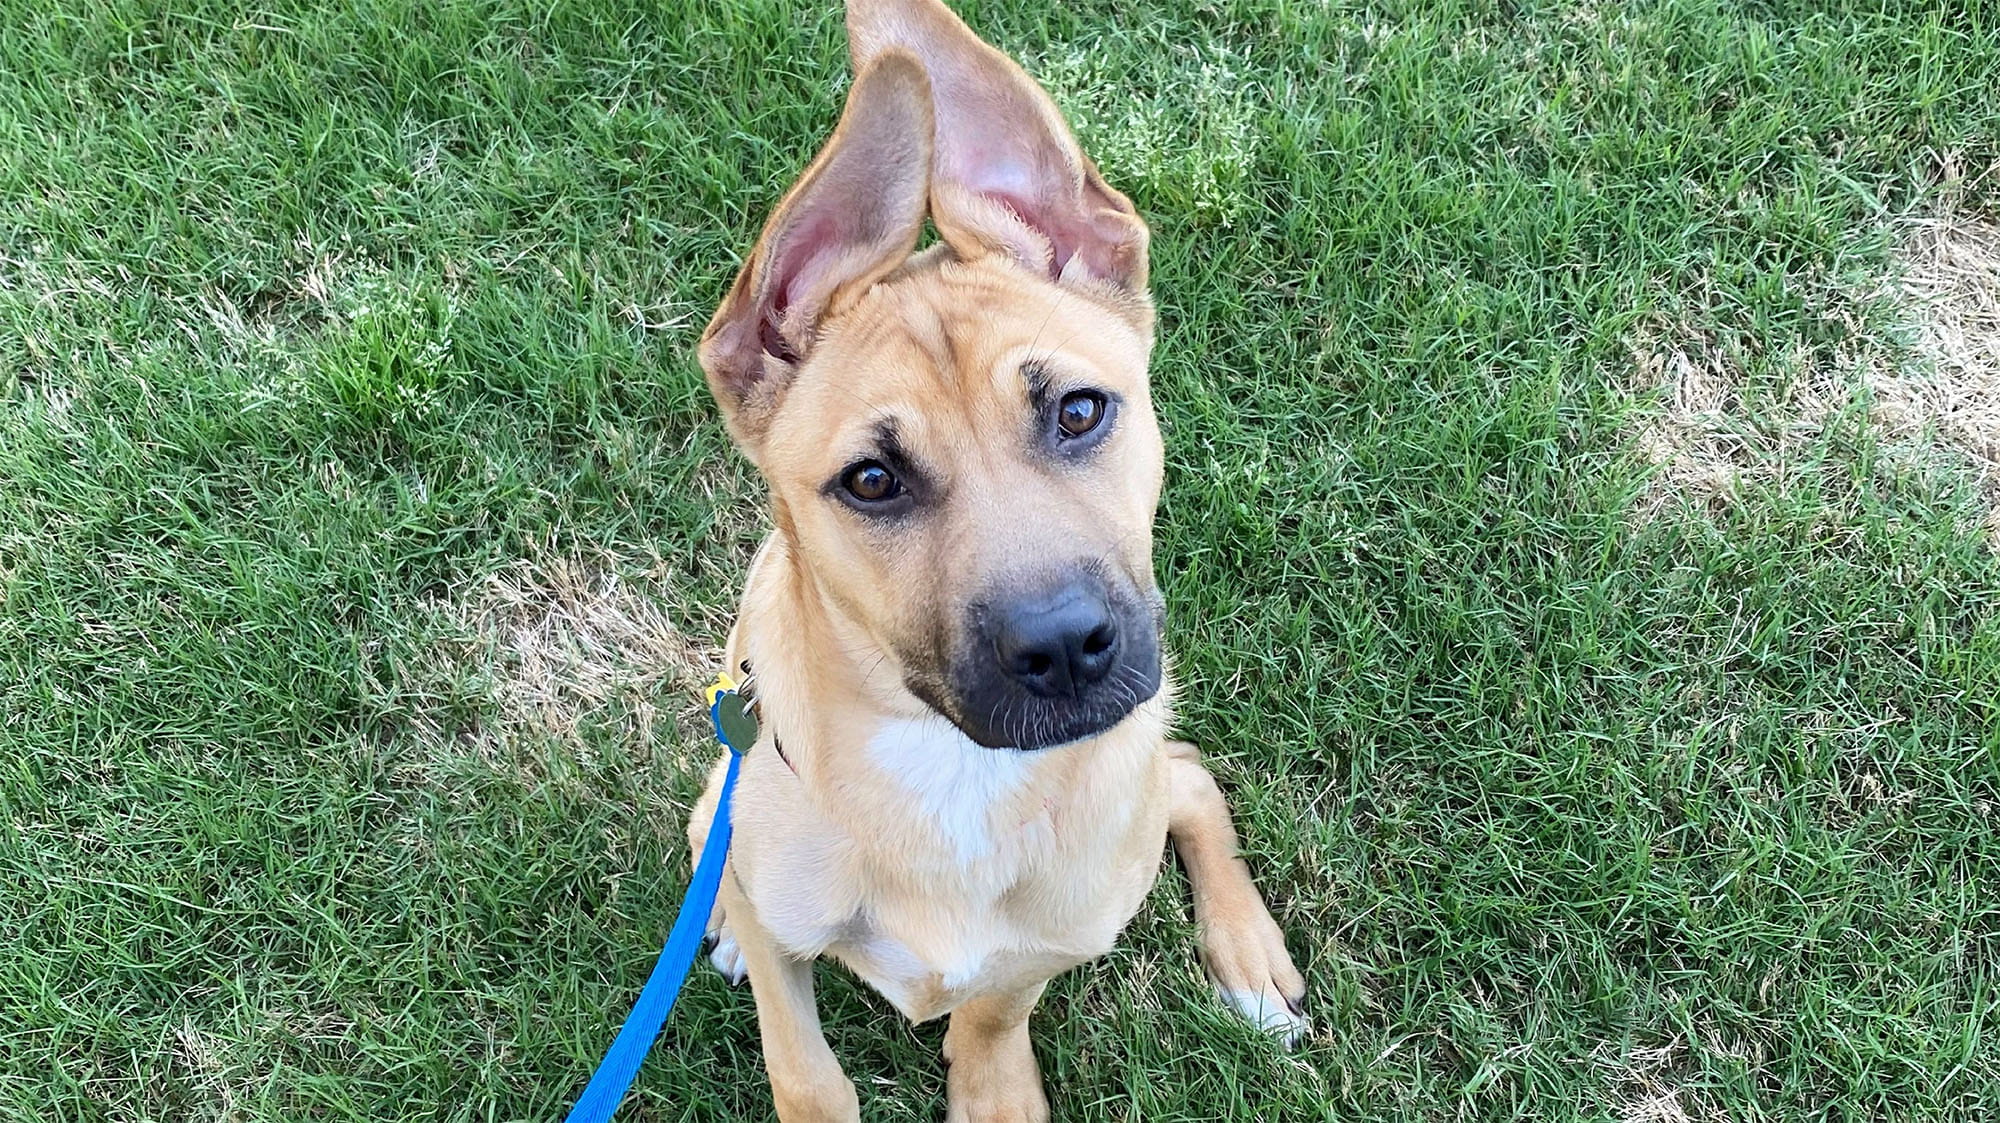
[687,0,1306,1117]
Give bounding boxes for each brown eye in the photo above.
[841,461,900,503]
[1057,391,1106,438]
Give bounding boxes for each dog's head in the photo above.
[698,0,1163,751]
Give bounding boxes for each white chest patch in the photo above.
[868,715,1037,862]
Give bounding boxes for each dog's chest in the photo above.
[745,714,1162,1021]
[865,716,1046,865]
[824,717,1115,1020]
[832,911,1086,1022]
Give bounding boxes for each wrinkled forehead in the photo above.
[765,269,1149,472]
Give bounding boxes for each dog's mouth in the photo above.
[908,579,1164,752]
[907,666,1160,751]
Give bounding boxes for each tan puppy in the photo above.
[688,1,1305,1117]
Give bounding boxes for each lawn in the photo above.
[4,0,1999,1119]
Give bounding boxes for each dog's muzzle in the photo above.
[924,568,1162,751]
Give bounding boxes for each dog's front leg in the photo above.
[719,878,859,1122]
[942,981,1048,1123]
[1164,740,1310,1046]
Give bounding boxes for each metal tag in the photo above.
[715,692,760,751]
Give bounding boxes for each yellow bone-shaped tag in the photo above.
[703,671,738,708]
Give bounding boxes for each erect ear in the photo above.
[846,0,1148,292]
[697,52,933,449]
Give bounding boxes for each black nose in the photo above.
[993,585,1120,698]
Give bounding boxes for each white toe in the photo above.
[708,929,747,984]
[1217,985,1307,1048]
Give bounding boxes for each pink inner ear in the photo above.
[757,309,797,365]
[978,181,1128,283]
[760,212,846,361]
[943,141,1082,278]
[702,47,934,416]
[925,76,1134,283]
[956,144,1037,195]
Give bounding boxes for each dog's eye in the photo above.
[841,461,902,503]
[1057,391,1107,438]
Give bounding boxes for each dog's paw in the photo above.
[1198,901,1308,1048]
[1217,984,1307,1048]
[944,1051,1048,1123]
[706,926,747,985]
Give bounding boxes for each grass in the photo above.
[3,0,1999,1119]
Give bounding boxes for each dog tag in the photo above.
[716,692,760,751]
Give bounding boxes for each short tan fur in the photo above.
[688,3,1306,1118]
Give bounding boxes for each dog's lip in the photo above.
[962,714,1110,753]
[918,670,1160,751]
[905,675,1079,751]
[902,674,1018,748]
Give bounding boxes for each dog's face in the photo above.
[699,0,1163,750]
[759,256,1165,749]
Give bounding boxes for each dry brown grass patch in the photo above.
[1627,327,1844,519]
[396,547,728,801]
[1631,206,2000,537]
[1593,1040,1730,1123]
[172,1020,252,1120]
[470,551,719,753]
[1874,210,2000,533]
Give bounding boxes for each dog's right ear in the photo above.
[698,53,933,450]
[847,0,1148,294]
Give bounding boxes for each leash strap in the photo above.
[561,677,749,1123]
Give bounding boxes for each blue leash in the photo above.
[562,676,751,1123]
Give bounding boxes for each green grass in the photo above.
[4,0,1999,1119]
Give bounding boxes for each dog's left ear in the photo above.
[847,0,1149,294]
[698,52,934,449]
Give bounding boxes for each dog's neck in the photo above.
[736,528,947,775]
